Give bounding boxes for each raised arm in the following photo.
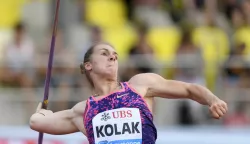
[129,73,228,119]
[30,101,86,135]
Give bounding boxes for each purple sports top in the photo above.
[83,82,157,144]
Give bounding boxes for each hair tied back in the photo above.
[80,62,85,74]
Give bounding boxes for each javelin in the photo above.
[38,0,60,143]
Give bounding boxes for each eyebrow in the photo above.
[99,48,118,55]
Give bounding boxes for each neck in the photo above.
[91,75,119,96]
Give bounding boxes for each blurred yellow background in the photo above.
[0,0,250,143]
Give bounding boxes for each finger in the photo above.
[210,108,219,119]
[224,103,228,112]
[216,107,224,117]
[212,111,220,119]
[36,102,42,112]
[219,102,228,113]
[220,107,226,114]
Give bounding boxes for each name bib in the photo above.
[92,108,142,144]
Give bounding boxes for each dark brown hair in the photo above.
[80,45,95,87]
[14,22,25,32]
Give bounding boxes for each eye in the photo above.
[101,52,108,56]
[115,55,118,60]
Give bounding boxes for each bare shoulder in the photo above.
[128,73,163,86]
[127,73,162,96]
[129,73,186,86]
[72,101,87,115]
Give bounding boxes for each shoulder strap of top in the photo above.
[121,82,130,91]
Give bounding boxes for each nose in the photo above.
[109,55,116,61]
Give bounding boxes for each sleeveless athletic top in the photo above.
[83,82,157,144]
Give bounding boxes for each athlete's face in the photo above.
[85,44,118,79]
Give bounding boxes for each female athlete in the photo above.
[30,43,228,144]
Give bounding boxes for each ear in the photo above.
[84,62,92,71]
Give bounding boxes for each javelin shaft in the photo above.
[38,0,60,144]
